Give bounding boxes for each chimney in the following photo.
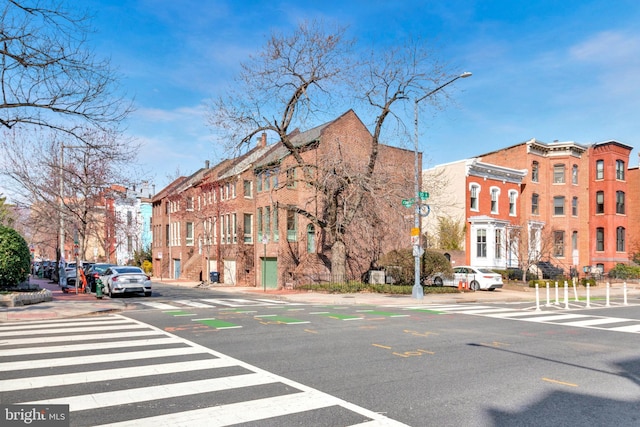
[258,132,267,148]
[205,160,210,169]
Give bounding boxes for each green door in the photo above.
[262,257,278,289]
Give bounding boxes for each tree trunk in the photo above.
[331,240,346,282]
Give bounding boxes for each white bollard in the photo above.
[546,282,551,307]
[585,283,590,308]
[624,282,628,306]
[555,281,560,305]
[535,283,541,311]
[564,281,570,310]
[573,278,579,301]
[605,282,610,307]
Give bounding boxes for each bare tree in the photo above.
[0,1,131,141]
[506,220,555,283]
[211,20,458,280]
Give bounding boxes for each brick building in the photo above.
[151,110,416,287]
[424,138,634,276]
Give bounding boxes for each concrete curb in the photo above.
[0,289,53,307]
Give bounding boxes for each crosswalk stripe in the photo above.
[0,316,128,332]
[524,314,587,322]
[138,301,181,309]
[0,322,148,337]
[563,317,636,327]
[200,298,258,307]
[2,346,205,371]
[2,358,237,392]
[452,307,516,315]
[0,330,162,346]
[0,337,179,357]
[24,372,279,411]
[94,390,408,427]
[608,324,640,332]
[486,311,547,318]
[173,299,212,307]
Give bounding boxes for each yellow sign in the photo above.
[411,227,420,236]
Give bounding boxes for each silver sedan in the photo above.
[100,266,152,297]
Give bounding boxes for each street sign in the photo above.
[402,198,415,208]
[411,235,420,245]
[411,227,420,236]
[419,204,431,217]
[419,191,430,200]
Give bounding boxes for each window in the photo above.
[617,227,625,252]
[616,191,625,214]
[127,235,133,253]
[286,167,297,188]
[572,165,578,185]
[232,213,237,243]
[596,191,604,214]
[470,184,480,211]
[572,231,578,251]
[476,229,487,258]
[265,206,271,239]
[553,196,565,215]
[272,207,279,242]
[553,230,564,257]
[509,190,517,216]
[286,209,297,242]
[186,222,194,246]
[596,160,604,180]
[244,180,253,198]
[596,227,604,251]
[307,224,315,253]
[553,164,565,184]
[495,229,502,259]
[127,211,133,226]
[165,224,169,246]
[256,174,262,192]
[186,197,194,211]
[490,187,499,214]
[531,193,539,215]
[531,161,539,182]
[243,214,253,243]
[616,160,625,180]
[572,197,578,216]
[256,207,263,240]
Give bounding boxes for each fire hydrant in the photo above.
[96,278,104,299]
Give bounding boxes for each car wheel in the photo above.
[433,277,443,287]
[107,285,113,298]
[488,288,496,292]
[144,292,152,297]
[470,281,480,291]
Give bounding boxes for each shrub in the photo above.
[141,260,153,275]
[377,248,453,285]
[0,225,31,289]
[607,263,640,280]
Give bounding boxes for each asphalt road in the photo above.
[2,283,640,426]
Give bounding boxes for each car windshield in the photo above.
[478,268,497,274]
[114,267,144,274]
[94,265,114,273]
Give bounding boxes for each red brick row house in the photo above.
[151,110,416,287]
[424,138,634,276]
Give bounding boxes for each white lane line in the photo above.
[486,311,548,318]
[2,346,205,371]
[24,372,278,411]
[458,308,519,315]
[525,314,587,323]
[2,358,236,392]
[0,330,162,346]
[0,337,179,357]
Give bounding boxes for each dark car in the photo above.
[85,263,117,292]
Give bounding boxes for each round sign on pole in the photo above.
[419,204,431,217]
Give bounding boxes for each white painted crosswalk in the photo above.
[0,315,407,426]
[404,304,640,334]
[136,297,304,310]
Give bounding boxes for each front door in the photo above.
[173,259,181,280]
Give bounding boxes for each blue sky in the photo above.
[84,0,640,190]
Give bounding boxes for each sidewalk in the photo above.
[1,276,638,323]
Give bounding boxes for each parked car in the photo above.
[85,263,116,292]
[433,266,503,291]
[100,266,152,297]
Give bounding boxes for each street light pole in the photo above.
[412,72,472,300]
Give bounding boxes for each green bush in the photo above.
[607,263,640,280]
[377,248,453,285]
[296,281,460,295]
[0,225,31,289]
